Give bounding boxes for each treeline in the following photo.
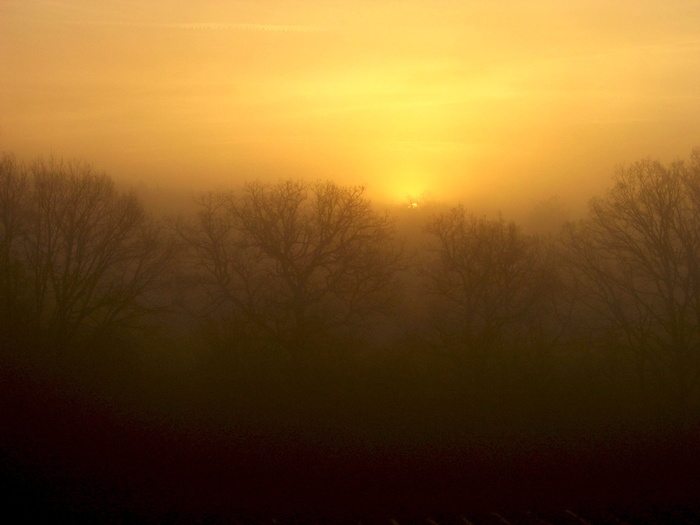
[2,149,700,442]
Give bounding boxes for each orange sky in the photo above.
[2,1,700,209]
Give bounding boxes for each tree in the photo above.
[0,154,174,355]
[564,149,700,405]
[0,153,29,342]
[419,206,556,383]
[180,179,402,368]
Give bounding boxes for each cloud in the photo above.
[70,20,328,32]
[165,22,327,32]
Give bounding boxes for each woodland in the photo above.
[2,149,700,522]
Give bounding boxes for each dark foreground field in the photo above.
[2,360,699,524]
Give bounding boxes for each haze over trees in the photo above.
[3,147,700,520]
[564,151,700,407]
[418,207,559,389]
[0,154,174,361]
[177,180,402,373]
[3,148,700,411]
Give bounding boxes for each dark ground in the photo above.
[2,359,700,524]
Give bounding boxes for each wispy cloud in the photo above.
[166,22,327,32]
[70,20,328,32]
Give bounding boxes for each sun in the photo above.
[371,164,436,206]
[392,182,429,206]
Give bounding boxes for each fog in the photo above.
[3,2,700,523]
[3,1,700,211]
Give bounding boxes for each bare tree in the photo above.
[420,206,555,382]
[180,179,402,368]
[564,150,700,404]
[2,156,174,354]
[0,153,29,340]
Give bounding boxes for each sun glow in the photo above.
[2,1,699,209]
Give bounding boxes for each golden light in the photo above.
[1,2,699,209]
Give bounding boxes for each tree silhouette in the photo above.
[180,179,402,369]
[420,206,555,383]
[1,155,174,355]
[564,150,700,405]
[0,153,29,345]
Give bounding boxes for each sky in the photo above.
[2,0,700,210]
